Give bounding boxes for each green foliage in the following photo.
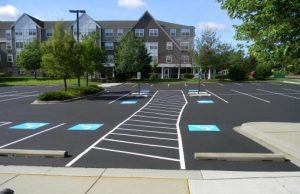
[115,32,152,79]
[38,91,72,101]
[228,64,247,81]
[149,73,158,80]
[254,64,272,80]
[217,0,300,73]
[16,39,41,78]
[181,73,194,79]
[67,86,102,96]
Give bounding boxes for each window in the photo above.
[149,29,159,37]
[16,42,24,49]
[5,30,11,38]
[166,55,172,64]
[117,29,124,37]
[105,29,114,37]
[181,55,190,64]
[135,29,144,37]
[7,55,13,62]
[180,42,189,50]
[105,42,114,50]
[15,30,22,36]
[181,29,190,36]
[46,31,52,37]
[107,55,114,63]
[170,29,176,37]
[166,42,173,50]
[6,42,12,50]
[29,29,37,36]
[152,56,158,64]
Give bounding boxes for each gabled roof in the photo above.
[43,21,73,29]
[11,14,44,28]
[0,21,14,29]
[70,13,101,28]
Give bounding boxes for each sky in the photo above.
[0,0,241,47]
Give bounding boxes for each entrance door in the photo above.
[164,68,169,79]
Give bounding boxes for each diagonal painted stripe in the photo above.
[110,132,178,141]
[122,123,177,130]
[139,111,178,117]
[104,138,179,149]
[231,89,271,103]
[257,89,300,100]
[117,128,178,135]
[128,119,176,126]
[134,115,177,121]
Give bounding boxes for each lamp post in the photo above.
[69,9,85,86]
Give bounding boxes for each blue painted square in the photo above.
[10,123,49,130]
[121,100,137,104]
[197,100,214,104]
[188,125,220,132]
[68,124,103,131]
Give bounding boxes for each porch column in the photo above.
[177,67,180,79]
[161,67,164,79]
[208,66,211,79]
[112,67,115,78]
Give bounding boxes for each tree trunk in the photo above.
[63,77,67,92]
[77,74,80,87]
[86,72,89,87]
[33,66,37,79]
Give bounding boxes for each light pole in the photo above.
[69,9,85,87]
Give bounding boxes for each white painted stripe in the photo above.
[150,84,153,87]
[45,85,58,88]
[270,83,282,86]
[0,123,65,149]
[251,83,262,86]
[117,128,178,135]
[234,83,243,86]
[122,123,177,130]
[184,83,187,87]
[0,91,18,95]
[217,83,224,86]
[0,94,39,102]
[132,84,137,87]
[93,147,180,162]
[282,88,300,93]
[143,107,179,114]
[0,122,12,127]
[65,91,159,167]
[148,102,183,108]
[206,90,229,103]
[134,115,177,121]
[151,100,185,105]
[104,138,179,149]
[146,105,182,111]
[167,83,170,87]
[108,92,131,104]
[257,89,300,100]
[177,90,187,170]
[129,119,175,126]
[201,83,205,87]
[147,103,183,109]
[139,111,178,117]
[2,91,38,96]
[231,89,271,103]
[111,132,178,141]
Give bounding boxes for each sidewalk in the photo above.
[0,122,299,194]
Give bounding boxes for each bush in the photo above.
[181,73,194,79]
[38,91,72,101]
[254,64,272,80]
[149,73,158,80]
[67,85,102,96]
[228,64,247,81]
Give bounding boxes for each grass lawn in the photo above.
[0,77,101,86]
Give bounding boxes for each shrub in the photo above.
[228,64,247,81]
[149,73,158,80]
[254,64,272,80]
[38,91,72,101]
[67,86,102,96]
[181,73,194,79]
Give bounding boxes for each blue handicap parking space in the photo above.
[68,124,103,131]
[197,100,214,104]
[10,123,49,130]
[188,125,220,132]
[121,100,137,104]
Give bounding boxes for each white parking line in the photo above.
[270,83,282,86]
[177,90,187,170]
[132,84,137,87]
[129,119,175,126]
[251,83,262,86]
[0,123,65,149]
[65,91,159,167]
[148,102,183,108]
[201,83,205,87]
[0,91,18,95]
[123,123,177,130]
[146,105,182,111]
[134,115,177,121]
[234,83,243,86]
[143,107,180,114]
[139,111,178,117]
[217,83,224,86]
[282,88,300,93]
[104,138,178,149]
[151,99,185,104]
[231,89,271,103]
[93,147,180,162]
[117,128,177,135]
[0,94,40,102]
[111,132,178,141]
[0,122,12,127]
[257,89,300,100]
[206,90,229,103]
[108,92,131,104]
[167,83,170,87]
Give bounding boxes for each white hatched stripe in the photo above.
[143,107,179,114]
[122,123,177,130]
[134,115,177,121]
[129,119,175,126]
[117,128,177,135]
[104,138,178,149]
[139,111,178,117]
[111,132,178,141]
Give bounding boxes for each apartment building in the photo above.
[0,11,195,79]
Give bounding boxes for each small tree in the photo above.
[16,39,41,79]
[41,22,77,91]
[254,64,272,80]
[134,40,152,79]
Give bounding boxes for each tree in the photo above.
[16,39,41,79]
[41,22,77,91]
[79,33,106,86]
[217,0,300,73]
[115,32,151,80]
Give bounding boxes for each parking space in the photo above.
[0,82,299,170]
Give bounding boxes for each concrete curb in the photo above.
[0,149,67,158]
[283,81,300,85]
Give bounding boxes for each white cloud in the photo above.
[198,22,227,31]
[0,5,22,21]
[118,0,147,9]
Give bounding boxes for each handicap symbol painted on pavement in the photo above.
[121,100,137,104]
[197,100,214,104]
[68,124,104,131]
[188,125,220,132]
[10,122,49,130]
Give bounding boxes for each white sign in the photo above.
[137,72,141,80]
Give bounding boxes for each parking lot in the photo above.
[0,82,299,171]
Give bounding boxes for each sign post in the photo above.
[137,72,141,95]
[198,72,201,94]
